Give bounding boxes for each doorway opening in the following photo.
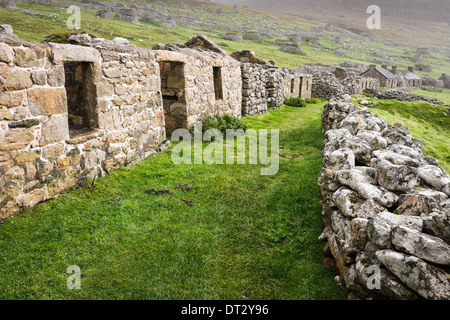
[64,61,98,134]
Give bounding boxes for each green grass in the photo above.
[0,103,345,300]
[362,100,450,172]
[410,88,450,105]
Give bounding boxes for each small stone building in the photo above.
[360,64,398,89]
[440,74,450,89]
[392,66,422,88]
[356,77,379,93]
[0,30,242,219]
[154,36,242,134]
[302,37,322,46]
[231,50,269,116]
[283,70,312,100]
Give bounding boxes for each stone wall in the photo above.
[0,31,167,220]
[318,99,450,300]
[154,36,242,133]
[296,63,378,99]
[373,90,443,105]
[265,67,285,109]
[239,62,267,116]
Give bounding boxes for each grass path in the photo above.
[0,103,345,300]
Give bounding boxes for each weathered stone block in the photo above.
[30,70,47,86]
[391,226,450,265]
[98,109,122,131]
[27,88,68,116]
[376,250,450,300]
[39,115,69,146]
[0,91,23,107]
[0,106,12,120]
[13,47,46,68]
[5,70,33,91]
[16,187,48,209]
[0,42,14,63]
[0,128,35,151]
[47,65,65,87]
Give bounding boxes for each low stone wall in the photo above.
[318,99,450,300]
[373,90,443,105]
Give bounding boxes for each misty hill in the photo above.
[213,0,450,46]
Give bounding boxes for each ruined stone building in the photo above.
[360,65,398,89]
[333,67,378,94]
[283,69,312,100]
[153,37,242,134]
[0,29,245,219]
[0,30,169,219]
[230,50,269,116]
[230,50,303,116]
[0,26,316,218]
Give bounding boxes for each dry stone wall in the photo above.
[265,67,284,109]
[318,99,450,300]
[296,63,378,99]
[239,62,267,116]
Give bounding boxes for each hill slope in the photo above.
[214,0,450,46]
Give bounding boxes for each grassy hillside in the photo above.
[1,2,450,75]
[215,0,450,47]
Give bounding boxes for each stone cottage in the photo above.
[153,36,242,134]
[0,29,244,219]
[392,66,422,88]
[360,65,398,89]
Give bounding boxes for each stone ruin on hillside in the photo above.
[0,27,316,219]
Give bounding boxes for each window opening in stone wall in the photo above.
[64,61,98,133]
[213,67,223,100]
